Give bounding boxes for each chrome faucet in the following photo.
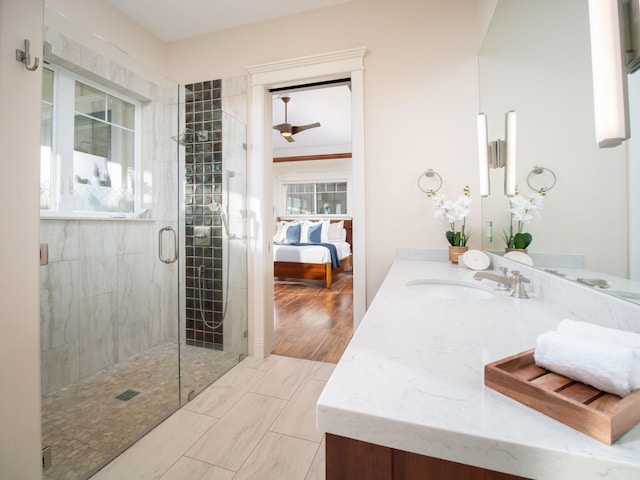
[473,269,530,299]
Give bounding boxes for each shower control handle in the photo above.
[158,226,178,264]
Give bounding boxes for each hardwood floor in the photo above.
[273,272,353,363]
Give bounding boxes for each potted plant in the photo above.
[502,190,545,252]
[428,186,472,263]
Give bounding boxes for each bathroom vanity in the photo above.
[317,250,640,480]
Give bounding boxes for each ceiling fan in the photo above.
[273,96,321,142]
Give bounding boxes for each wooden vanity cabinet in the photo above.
[326,434,530,480]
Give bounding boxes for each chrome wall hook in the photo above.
[16,39,39,72]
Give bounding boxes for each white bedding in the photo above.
[273,241,351,264]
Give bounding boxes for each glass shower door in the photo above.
[40,6,182,479]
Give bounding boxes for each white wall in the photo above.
[166,0,483,302]
[0,0,45,477]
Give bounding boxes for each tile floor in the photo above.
[42,344,241,480]
[90,354,334,480]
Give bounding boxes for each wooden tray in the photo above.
[484,348,640,445]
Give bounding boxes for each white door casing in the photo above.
[246,47,367,358]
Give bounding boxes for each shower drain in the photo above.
[115,389,140,401]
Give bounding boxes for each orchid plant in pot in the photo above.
[502,189,545,251]
[427,186,472,263]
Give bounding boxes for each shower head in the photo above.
[171,128,208,145]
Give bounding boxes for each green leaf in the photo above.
[513,232,532,249]
[445,230,456,246]
[461,231,471,246]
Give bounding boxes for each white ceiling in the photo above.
[271,85,352,158]
[106,0,353,157]
[107,0,353,42]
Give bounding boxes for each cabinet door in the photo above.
[393,449,529,480]
[326,433,392,480]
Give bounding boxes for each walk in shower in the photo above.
[39,6,247,479]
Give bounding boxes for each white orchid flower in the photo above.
[426,186,472,247]
[503,188,546,249]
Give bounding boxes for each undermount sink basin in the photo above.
[406,279,495,300]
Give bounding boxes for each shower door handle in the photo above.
[158,226,178,264]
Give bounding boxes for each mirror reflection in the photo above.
[479,0,640,304]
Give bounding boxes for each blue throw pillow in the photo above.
[285,222,301,243]
[308,222,323,243]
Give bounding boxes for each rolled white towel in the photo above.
[556,319,640,349]
[534,330,640,397]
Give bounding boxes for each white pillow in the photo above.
[327,220,346,242]
[273,220,300,243]
[300,220,329,243]
[320,220,330,243]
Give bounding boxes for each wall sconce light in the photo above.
[504,110,517,196]
[477,113,490,197]
[477,110,517,197]
[587,0,630,148]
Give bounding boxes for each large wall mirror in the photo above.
[479,0,640,304]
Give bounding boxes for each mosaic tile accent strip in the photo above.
[184,80,225,348]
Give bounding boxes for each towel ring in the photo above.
[526,165,556,193]
[418,169,443,195]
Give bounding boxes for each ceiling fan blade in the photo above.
[273,123,292,134]
[291,122,321,135]
[273,97,319,142]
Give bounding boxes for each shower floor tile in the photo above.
[42,343,240,480]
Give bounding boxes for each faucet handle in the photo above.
[511,270,530,283]
[495,267,511,291]
[510,271,530,298]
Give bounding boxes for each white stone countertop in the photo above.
[317,251,640,480]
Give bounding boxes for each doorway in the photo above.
[270,83,354,362]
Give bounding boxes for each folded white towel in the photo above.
[534,330,640,397]
[556,319,640,350]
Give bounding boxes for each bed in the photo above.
[273,218,352,288]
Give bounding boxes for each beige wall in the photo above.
[166,0,484,300]
[0,0,44,478]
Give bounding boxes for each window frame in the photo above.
[279,175,351,218]
[40,64,142,219]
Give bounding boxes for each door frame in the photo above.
[247,47,367,358]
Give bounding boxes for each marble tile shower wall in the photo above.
[39,29,180,394]
[40,220,178,394]
[184,80,225,349]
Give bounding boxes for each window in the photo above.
[40,66,140,216]
[285,182,347,215]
